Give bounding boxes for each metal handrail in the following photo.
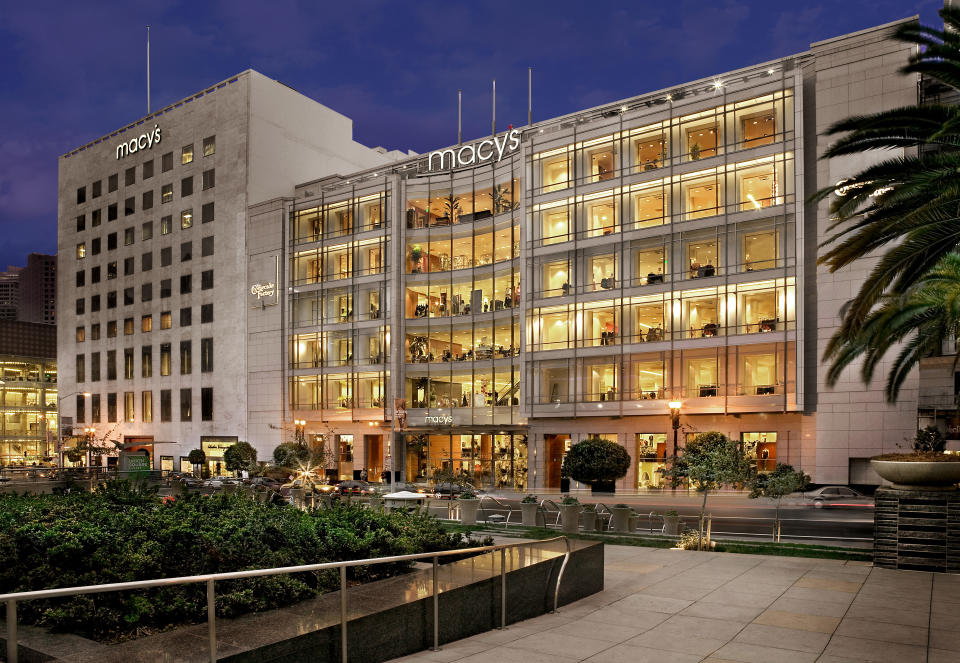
[0,535,571,663]
[538,498,563,527]
[478,494,516,525]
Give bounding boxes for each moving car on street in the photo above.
[805,486,874,509]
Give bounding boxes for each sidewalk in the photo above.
[388,544,959,663]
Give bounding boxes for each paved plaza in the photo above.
[390,544,960,663]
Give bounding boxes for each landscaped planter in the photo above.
[870,458,960,489]
[559,504,581,533]
[662,514,681,535]
[459,498,480,525]
[521,502,539,527]
[581,510,598,532]
[610,507,632,532]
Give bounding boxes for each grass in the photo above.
[442,522,873,562]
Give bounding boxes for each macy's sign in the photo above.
[427,128,521,172]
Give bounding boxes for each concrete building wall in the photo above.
[808,22,919,484]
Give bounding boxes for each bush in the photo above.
[224,441,257,474]
[0,484,487,641]
[560,437,630,486]
[914,426,946,454]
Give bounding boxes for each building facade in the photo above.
[57,71,407,473]
[0,321,57,465]
[58,19,921,485]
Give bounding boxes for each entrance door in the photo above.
[364,435,382,481]
[545,434,570,489]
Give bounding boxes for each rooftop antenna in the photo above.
[146,26,151,114]
[492,79,496,136]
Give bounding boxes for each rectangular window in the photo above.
[160,343,171,376]
[541,153,570,192]
[108,174,118,192]
[91,393,101,422]
[181,241,192,262]
[123,287,134,306]
[124,256,135,275]
[76,298,85,315]
[108,203,118,221]
[76,214,85,232]
[77,186,86,204]
[106,350,117,380]
[161,152,173,172]
[107,320,117,337]
[90,323,100,340]
[92,180,102,198]
[180,340,192,374]
[91,209,101,226]
[142,391,153,423]
[143,160,154,180]
[181,209,193,229]
[124,227,135,246]
[124,348,134,379]
[76,243,86,259]
[123,318,134,335]
[91,352,101,381]
[125,166,135,186]
[180,274,192,294]
[202,169,215,190]
[141,345,152,377]
[75,270,85,287]
[90,294,99,312]
[161,311,172,329]
[180,388,192,421]
[107,291,117,309]
[76,326,85,343]
[160,279,171,298]
[160,389,172,422]
[141,314,152,333]
[91,266,101,283]
[201,202,214,224]
[124,197,135,216]
[124,392,135,422]
[142,221,153,240]
[203,136,215,156]
[161,183,173,204]
[201,269,213,290]
[161,246,172,266]
[180,307,192,326]
[201,387,213,421]
[201,337,213,372]
[201,303,213,323]
[160,215,172,235]
[142,190,154,210]
[76,394,86,423]
[201,235,214,256]
[142,252,153,271]
[182,144,194,164]
[107,261,118,279]
[107,232,118,251]
[181,176,193,197]
[76,354,85,382]
[91,237,101,255]
[141,282,153,302]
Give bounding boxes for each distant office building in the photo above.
[0,320,57,465]
[0,254,57,324]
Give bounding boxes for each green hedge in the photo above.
[0,481,488,641]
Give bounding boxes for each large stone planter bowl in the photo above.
[610,507,632,533]
[459,498,480,525]
[559,504,581,533]
[520,502,540,527]
[870,459,960,489]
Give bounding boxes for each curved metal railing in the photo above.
[478,494,517,525]
[539,498,563,526]
[0,535,572,663]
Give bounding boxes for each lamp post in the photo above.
[84,427,96,469]
[668,401,682,494]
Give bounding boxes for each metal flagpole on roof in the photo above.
[528,67,532,126]
[458,90,462,145]
[492,79,496,136]
[147,26,151,114]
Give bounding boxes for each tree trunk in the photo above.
[699,488,709,551]
[775,498,782,543]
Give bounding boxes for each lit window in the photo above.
[142,315,152,333]
[181,209,193,229]
[161,183,173,204]
[182,144,194,164]
[160,311,172,329]
[76,243,86,259]
[160,216,172,235]
[203,136,215,156]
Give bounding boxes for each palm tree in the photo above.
[815,8,960,396]
[826,253,960,401]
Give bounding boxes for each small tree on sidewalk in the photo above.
[662,431,752,550]
[561,437,631,493]
[188,449,206,478]
[748,463,810,542]
[224,441,258,476]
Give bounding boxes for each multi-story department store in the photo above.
[59,18,922,487]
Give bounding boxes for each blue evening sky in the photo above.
[0,0,940,269]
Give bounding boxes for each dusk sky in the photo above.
[0,0,940,270]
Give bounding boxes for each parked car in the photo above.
[203,476,238,489]
[805,486,874,508]
[245,477,282,490]
[336,480,372,496]
[432,482,481,499]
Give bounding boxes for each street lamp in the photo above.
[668,401,682,494]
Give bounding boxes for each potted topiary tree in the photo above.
[520,494,540,527]
[870,426,960,488]
[559,495,581,534]
[458,487,480,525]
[610,503,633,532]
[561,436,631,494]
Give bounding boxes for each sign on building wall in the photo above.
[425,129,521,172]
[250,255,280,309]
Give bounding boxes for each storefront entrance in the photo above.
[636,433,667,489]
[403,431,527,491]
[202,436,238,476]
[544,434,570,489]
[364,435,382,481]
